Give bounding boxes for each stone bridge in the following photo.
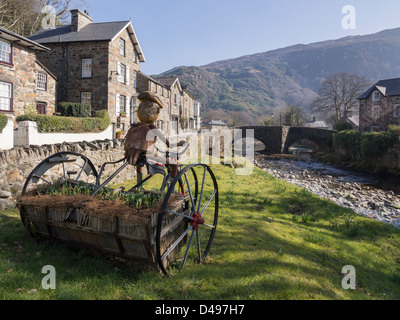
[235,126,337,154]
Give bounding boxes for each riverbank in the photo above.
[255,152,400,228]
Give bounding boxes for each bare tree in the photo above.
[0,0,87,36]
[312,72,370,123]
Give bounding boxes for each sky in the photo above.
[83,0,400,75]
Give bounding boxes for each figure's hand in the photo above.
[178,140,186,147]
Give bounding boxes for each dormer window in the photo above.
[372,91,381,102]
[0,39,12,64]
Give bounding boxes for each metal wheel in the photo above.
[22,152,99,195]
[156,164,219,276]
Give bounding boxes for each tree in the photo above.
[311,72,370,123]
[283,106,308,126]
[0,0,87,37]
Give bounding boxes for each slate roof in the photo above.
[207,120,227,126]
[156,77,179,89]
[29,21,146,62]
[358,78,400,99]
[0,26,50,51]
[29,21,129,43]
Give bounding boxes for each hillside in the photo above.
[155,27,400,117]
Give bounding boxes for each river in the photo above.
[250,145,400,228]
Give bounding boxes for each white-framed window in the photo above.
[81,92,92,105]
[160,86,164,96]
[372,91,381,102]
[133,71,137,88]
[37,72,47,91]
[0,81,12,111]
[394,104,400,118]
[133,50,137,63]
[0,39,12,64]
[120,38,126,57]
[154,83,157,93]
[119,95,126,113]
[166,90,169,98]
[118,62,126,84]
[81,58,92,78]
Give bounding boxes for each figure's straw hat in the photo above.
[138,91,164,109]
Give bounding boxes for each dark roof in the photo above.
[358,78,400,99]
[29,21,129,43]
[0,26,50,51]
[156,77,179,88]
[29,21,146,62]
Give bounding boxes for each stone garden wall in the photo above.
[0,138,136,210]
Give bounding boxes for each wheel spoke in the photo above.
[196,229,201,262]
[184,172,196,212]
[166,210,193,221]
[197,167,207,213]
[161,226,192,261]
[181,229,195,269]
[200,189,217,216]
[202,222,216,229]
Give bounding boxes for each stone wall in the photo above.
[0,138,136,202]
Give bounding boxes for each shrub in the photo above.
[16,109,111,133]
[58,102,92,118]
[334,121,353,132]
[0,114,8,133]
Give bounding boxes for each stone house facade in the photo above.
[29,9,145,136]
[358,78,400,132]
[0,26,57,122]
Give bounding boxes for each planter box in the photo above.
[18,191,189,269]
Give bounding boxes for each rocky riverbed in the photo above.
[254,153,400,228]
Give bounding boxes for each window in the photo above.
[174,94,178,105]
[133,71,137,88]
[0,39,12,64]
[372,91,381,102]
[36,102,47,115]
[166,90,169,98]
[371,106,377,119]
[154,83,157,93]
[119,95,126,113]
[133,50,137,63]
[160,86,164,96]
[81,58,92,78]
[120,39,125,57]
[81,92,92,105]
[0,81,12,111]
[394,104,400,118]
[118,63,126,84]
[37,73,47,91]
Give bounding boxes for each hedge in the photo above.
[0,114,8,133]
[58,102,92,118]
[334,129,399,163]
[16,109,111,133]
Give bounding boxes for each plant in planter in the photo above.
[120,112,127,117]
[116,131,125,138]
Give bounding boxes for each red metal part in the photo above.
[190,212,205,230]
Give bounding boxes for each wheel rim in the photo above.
[22,152,98,195]
[156,164,218,275]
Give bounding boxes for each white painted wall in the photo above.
[14,121,113,147]
[0,120,14,151]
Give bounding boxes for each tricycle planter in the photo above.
[18,150,219,276]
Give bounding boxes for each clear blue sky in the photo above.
[83,0,400,75]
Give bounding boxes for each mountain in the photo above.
[155,27,400,117]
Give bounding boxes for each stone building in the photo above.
[29,9,146,136]
[358,78,400,132]
[0,26,57,121]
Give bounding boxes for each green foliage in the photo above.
[334,121,353,132]
[58,102,92,118]
[0,114,8,133]
[15,109,111,133]
[334,129,399,163]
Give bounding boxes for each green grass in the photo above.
[1,164,400,300]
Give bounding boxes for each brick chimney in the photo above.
[70,9,93,32]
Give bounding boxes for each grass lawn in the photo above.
[1,163,400,300]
